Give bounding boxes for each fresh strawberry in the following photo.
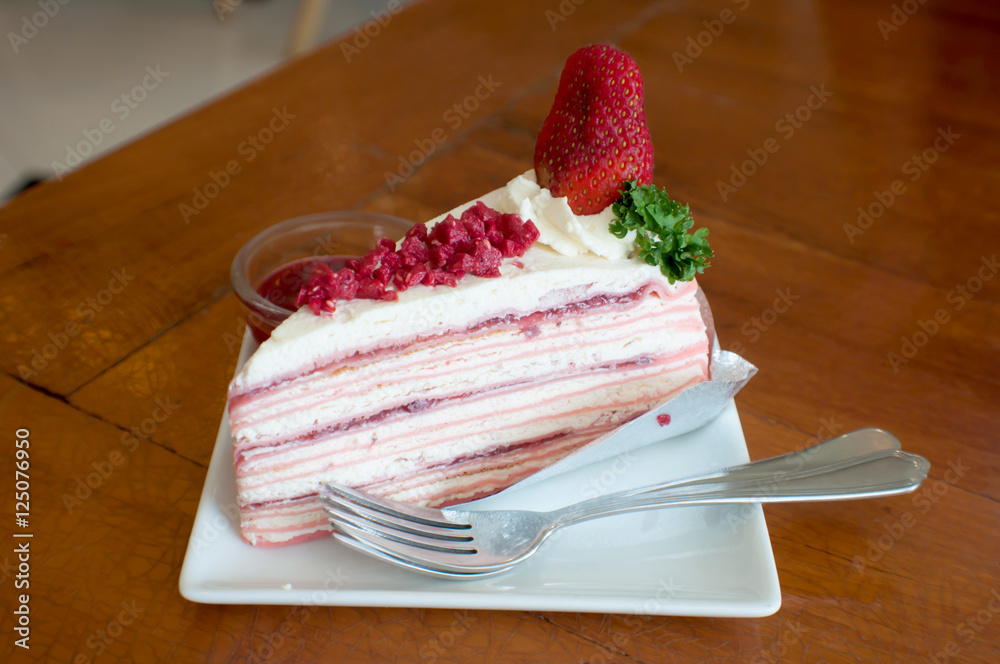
[534,44,654,215]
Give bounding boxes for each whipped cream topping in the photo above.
[234,174,682,393]
[427,170,636,260]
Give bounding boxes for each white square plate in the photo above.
[179,333,781,616]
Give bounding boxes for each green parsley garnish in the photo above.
[609,181,713,284]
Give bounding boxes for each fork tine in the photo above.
[328,513,478,555]
[321,482,470,530]
[322,498,474,543]
[332,533,505,579]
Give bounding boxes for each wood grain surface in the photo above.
[1,0,998,662]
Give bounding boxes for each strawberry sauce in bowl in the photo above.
[231,212,414,343]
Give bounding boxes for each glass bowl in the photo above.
[231,211,414,342]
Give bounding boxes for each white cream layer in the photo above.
[233,250,687,395]
[231,290,703,446]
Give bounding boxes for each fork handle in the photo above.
[621,427,901,498]
[549,449,930,529]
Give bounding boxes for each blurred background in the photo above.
[0,0,413,202]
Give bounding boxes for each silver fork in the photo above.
[320,428,929,578]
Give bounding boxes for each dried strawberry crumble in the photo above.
[297,202,539,315]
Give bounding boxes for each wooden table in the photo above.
[2,0,998,661]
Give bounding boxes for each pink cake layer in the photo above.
[231,290,703,453]
[230,281,709,546]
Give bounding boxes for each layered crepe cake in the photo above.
[228,45,715,546]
